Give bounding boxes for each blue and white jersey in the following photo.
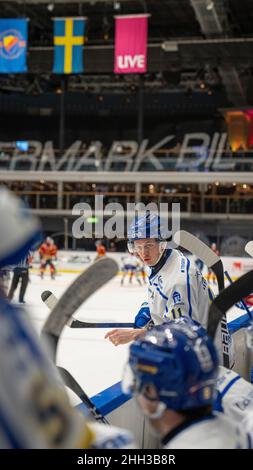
[145,249,234,366]
[147,250,210,325]
[163,412,249,449]
[122,256,138,270]
[89,422,136,449]
[215,366,253,444]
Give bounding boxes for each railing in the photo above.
[1,144,253,173]
[13,190,253,215]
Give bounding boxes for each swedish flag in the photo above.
[53,18,85,74]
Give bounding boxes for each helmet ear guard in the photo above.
[127,241,134,254]
[159,241,167,253]
[122,364,167,419]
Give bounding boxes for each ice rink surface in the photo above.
[10,268,248,405]
[14,271,145,403]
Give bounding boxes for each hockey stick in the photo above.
[173,230,229,368]
[245,241,253,258]
[208,269,253,338]
[42,257,118,359]
[209,270,253,382]
[174,230,224,290]
[57,366,106,422]
[41,257,118,423]
[41,290,134,328]
[224,270,253,320]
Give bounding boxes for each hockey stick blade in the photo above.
[224,270,253,321]
[70,319,134,328]
[41,290,134,328]
[57,366,108,424]
[174,230,224,290]
[245,241,253,258]
[174,230,229,368]
[41,257,118,360]
[208,269,253,339]
[41,258,118,422]
[41,290,57,310]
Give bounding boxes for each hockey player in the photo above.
[214,365,253,441]
[121,253,142,286]
[136,260,147,284]
[39,237,58,279]
[95,240,106,260]
[8,251,33,303]
[122,318,250,449]
[105,213,233,366]
[0,188,135,449]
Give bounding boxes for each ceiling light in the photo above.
[161,41,178,52]
[114,1,121,10]
[206,1,214,11]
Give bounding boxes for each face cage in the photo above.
[122,363,163,402]
[127,240,168,255]
[122,361,216,409]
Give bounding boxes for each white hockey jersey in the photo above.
[89,422,136,449]
[215,366,253,443]
[146,249,234,366]
[162,413,249,449]
[147,249,210,325]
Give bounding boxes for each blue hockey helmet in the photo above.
[122,317,219,411]
[127,213,167,254]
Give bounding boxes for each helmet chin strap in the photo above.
[156,241,167,262]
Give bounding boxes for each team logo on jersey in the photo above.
[172,291,182,305]
[234,390,253,411]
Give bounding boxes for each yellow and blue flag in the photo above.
[53,18,85,74]
[0,19,28,73]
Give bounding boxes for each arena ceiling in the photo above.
[0,0,253,107]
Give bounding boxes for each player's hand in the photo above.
[105,329,144,346]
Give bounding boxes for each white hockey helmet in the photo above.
[0,187,41,268]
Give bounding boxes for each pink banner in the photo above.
[114,15,149,74]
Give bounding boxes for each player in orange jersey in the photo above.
[39,237,58,279]
[94,240,106,260]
